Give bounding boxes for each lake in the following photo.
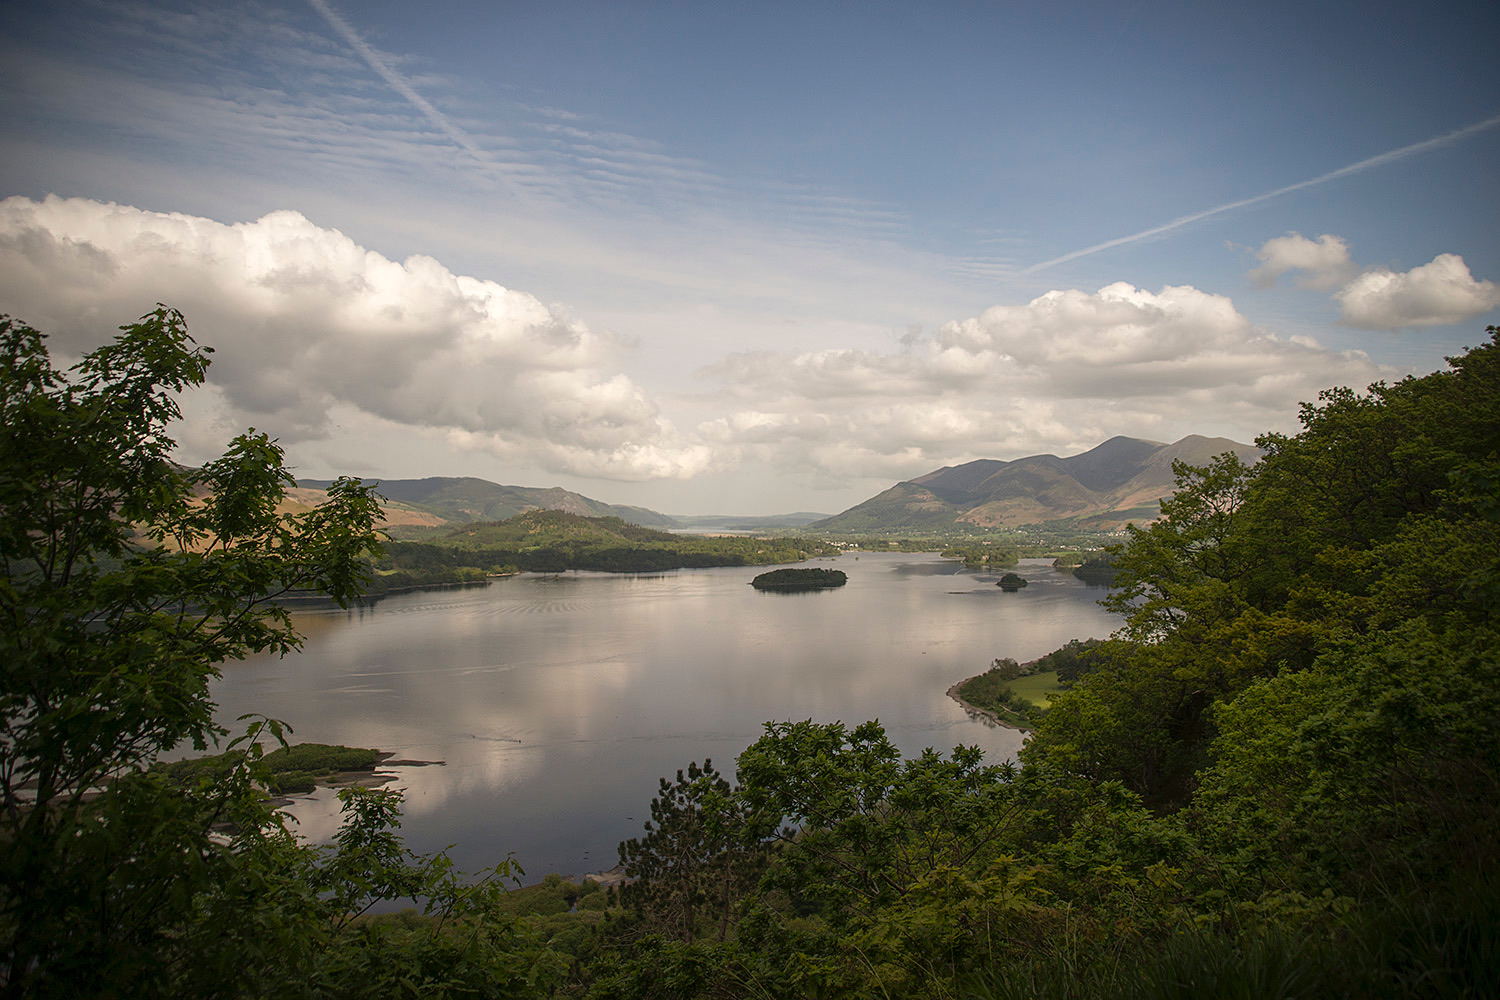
[211,553,1120,883]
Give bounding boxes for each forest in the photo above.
[2,310,1496,997]
[364,512,839,591]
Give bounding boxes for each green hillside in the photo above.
[369,509,839,586]
[432,509,676,547]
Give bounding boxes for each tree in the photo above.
[0,309,552,998]
[990,657,1022,681]
[1027,329,1500,806]
[618,759,760,943]
[735,720,1019,923]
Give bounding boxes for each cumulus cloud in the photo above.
[1249,232,1356,290]
[700,282,1392,482]
[1334,253,1500,330]
[1245,234,1499,330]
[0,196,709,480]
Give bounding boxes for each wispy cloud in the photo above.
[304,0,905,246]
[1024,112,1500,274]
[307,0,478,156]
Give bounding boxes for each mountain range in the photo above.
[810,435,1260,532]
[296,434,1257,536]
[294,477,678,530]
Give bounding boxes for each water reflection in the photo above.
[213,554,1119,883]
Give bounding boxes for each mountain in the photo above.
[668,512,833,533]
[294,476,678,529]
[812,435,1261,532]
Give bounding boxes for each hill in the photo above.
[372,509,838,583]
[813,435,1261,532]
[295,476,677,529]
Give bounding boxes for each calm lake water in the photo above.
[211,553,1119,883]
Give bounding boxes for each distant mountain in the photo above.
[668,512,833,533]
[294,476,679,529]
[812,435,1261,532]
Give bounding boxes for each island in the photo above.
[997,572,1029,591]
[751,567,848,591]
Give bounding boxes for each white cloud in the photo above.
[1249,232,1356,290]
[1334,253,1500,330]
[0,196,709,480]
[0,195,1415,501]
[700,282,1393,482]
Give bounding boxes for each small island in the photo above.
[751,567,848,591]
[997,572,1029,592]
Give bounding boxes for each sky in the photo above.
[1,0,1497,516]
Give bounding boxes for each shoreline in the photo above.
[265,751,446,809]
[946,660,1041,733]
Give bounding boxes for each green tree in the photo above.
[0,309,555,998]
[990,657,1022,681]
[618,759,761,943]
[736,720,1019,924]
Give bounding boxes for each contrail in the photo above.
[1023,112,1500,274]
[308,0,480,155]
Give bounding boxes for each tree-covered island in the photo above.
[749,567,848,591]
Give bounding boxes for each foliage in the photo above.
[153,742,382,795]
[1026,328,1500,808]
[991,656,1023,681]
[1071,552,1119,585]
[957,662,1047,729]
[997,571,1029,590]
[750,567,847,591]
[372,513,839,585]
[618,760,764,943]
[1193,619,1500,895]
[8,305,1497,997]
[736,721,1020,922]
[0,309,561,998]
[577,328,1500,997]
[1032,637,1110,685]
[941,543,1020,568]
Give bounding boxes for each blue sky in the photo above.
[1,0,1497,514]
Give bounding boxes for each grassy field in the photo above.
[1008,669,1063,706]
[955,667,1066,729]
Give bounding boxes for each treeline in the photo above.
[1070,551,1118,584]
[939,542,1020,568]
[366,510,840,587]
